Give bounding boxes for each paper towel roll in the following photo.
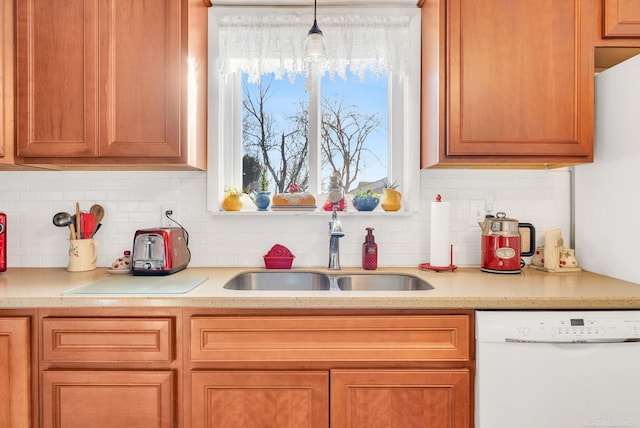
[430,198,451,267]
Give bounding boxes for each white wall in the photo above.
[0,169,570,269]
[575,54,640,284]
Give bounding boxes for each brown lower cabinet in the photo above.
[186,310,473,428]
[331,369,470,428]
[190,368,469,428]
[41,370,174,428]
[191,371,329,428]
[1,308,472,427]
[0,316,31,428]
[37,308,182,428]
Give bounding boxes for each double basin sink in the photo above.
[223,271,433,292]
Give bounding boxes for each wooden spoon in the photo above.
[75,202,81,240]
[90,204,105,225]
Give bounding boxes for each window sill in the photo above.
[209,209,416,217]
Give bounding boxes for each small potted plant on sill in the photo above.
[254,167,271,211]
[381,179,402,211]
[221,186,244,211]
[352,189,381,212]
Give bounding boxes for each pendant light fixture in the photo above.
[304,0,327,63]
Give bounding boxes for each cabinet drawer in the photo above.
[191,315,470,363]
[42,317,174,362]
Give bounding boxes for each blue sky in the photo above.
[242,70,389,191]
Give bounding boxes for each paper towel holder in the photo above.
[419,244,457,272]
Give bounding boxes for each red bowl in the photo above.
[263,256,295,269]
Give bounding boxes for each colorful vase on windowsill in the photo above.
[221,187,244,211]
[381,188,402,212]
[323,172,346,211]
[352,190,381,211]
[254,191,271,211]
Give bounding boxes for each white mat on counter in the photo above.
[63,275,208,295]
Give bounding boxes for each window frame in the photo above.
[206,6,421,214]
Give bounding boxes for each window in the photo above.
[242,69,388,194]
[206,5,421,212]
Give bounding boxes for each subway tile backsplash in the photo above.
[0,169,570,268]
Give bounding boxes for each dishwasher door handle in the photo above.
[505,338,640,344]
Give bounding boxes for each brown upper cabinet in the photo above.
[594,1,640,73]
[602,0,640,37]
[420,0,595,168]
[15,0,209,170]
[1,0,16,168]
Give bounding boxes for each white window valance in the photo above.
[217,13,411,84]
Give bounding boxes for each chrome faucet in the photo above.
[328,205,344,270]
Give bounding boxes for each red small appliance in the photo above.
[479,212,535,274]
[131,227,190,275]
[0,213,6,272]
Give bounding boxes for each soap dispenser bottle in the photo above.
[362,227,378,270]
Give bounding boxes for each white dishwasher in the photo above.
[476,310,640,428]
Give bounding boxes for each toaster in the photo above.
[131,227,190,275]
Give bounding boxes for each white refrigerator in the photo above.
[574,53,640,284]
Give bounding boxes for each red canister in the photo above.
[0,213,6,272]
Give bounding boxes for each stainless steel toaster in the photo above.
[131,227,190,275]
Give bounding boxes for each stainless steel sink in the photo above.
[336,274,433,291]
[223,271,332,291]
[223,272,432,291]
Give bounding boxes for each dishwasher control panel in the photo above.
[477,310,640,343]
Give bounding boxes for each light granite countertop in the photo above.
[1,266,640,309]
